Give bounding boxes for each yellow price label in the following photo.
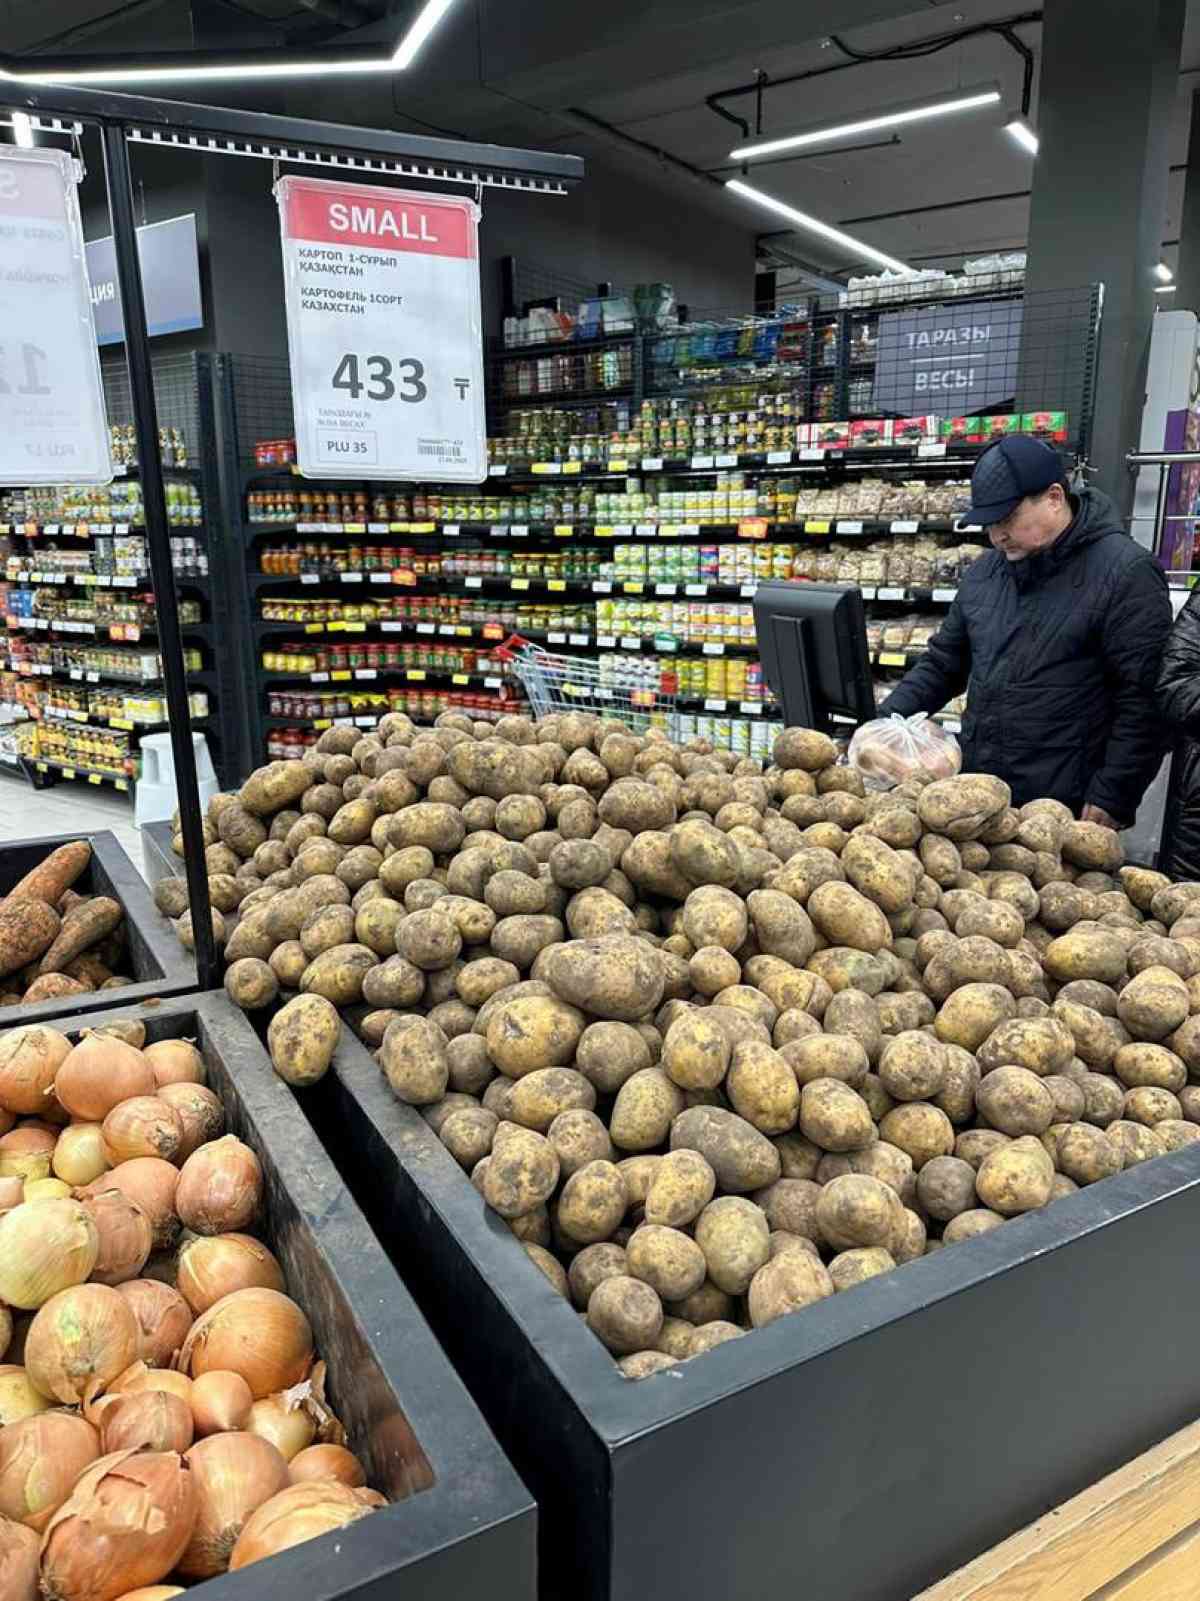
[562,460,582,475]
[344,522,366,533]
[595,526,614,539]
[327,621,345,633]
[343,623,365,633]
[388,522,409,533]
[36,762,47,773]
[805,520,832,534]
[512,578,530,590]
[115,779,128,792]
[547,580,566,592]
[624,582,644,594]
[409,522,435,533]
[531,462,558,475]
[305,623,324,634]
[553,525,573,538]
[407,669,426,681]
[451,673,469,685]
[608,459,628,472]
[330,670,351,682]
[109,718,133,731]
[314,718,331,729]
[878,651,907,667]
[88,773,102,785]
[62,767,75,779]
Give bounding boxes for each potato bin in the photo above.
[0,830,197,1027]
[311,1032,1200,1601]
[0,992,536,1601]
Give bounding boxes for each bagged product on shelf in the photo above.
[848,709,963,789]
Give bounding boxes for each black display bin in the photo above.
[29,992,536,1601]
[0,830,197,1027]
[312,1031,1200,1601]
[140,817,181,886]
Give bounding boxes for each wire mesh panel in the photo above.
[224,352,296,469]
[100,349,203,468]
[499,637,677,735]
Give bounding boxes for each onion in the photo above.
[104,1361,193,1408]
[229,1480,378,1570]
[0,1197,99,1309]
[247,1390,316,1462]
[82,1158,180,1251]
[100,1390,194,1455]
[54,1034,156,1122]
[0,1411,99,1529]
[94,1020,146,1050]
[175,1137,262,1235]
[156,1082,224,1161]
[111,1590,184,1601]
[176,1233,285,1316]
[52,1123,109,1186]
[40,1449,198,1601]
[0,1365,51,1425]
[25,1283,140,1404]
[83,1190,153,1287]
[288,1444,366,1488]
[0,1176,22,1209]
[143,1039,206,1088]
[179,1432,289,1577]
[0,1025,70,1116]
[0,1126,56,1184]
[0,1515,39,1600]
[101,1097,184,1166]
[116,1280,193,1368]
[180,1288,313,1399]
[23,1177,70,1202]
[191,1370,253,1436]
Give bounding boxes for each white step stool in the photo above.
[134,732,219,829]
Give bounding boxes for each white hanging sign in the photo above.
[0,148,111,485]
[276,176,487,483]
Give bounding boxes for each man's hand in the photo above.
[1082,803,1121,830]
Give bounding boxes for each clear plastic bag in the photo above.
[848,712,962,790]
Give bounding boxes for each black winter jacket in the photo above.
[1155,589,1200,879]
[879,488,1172,822]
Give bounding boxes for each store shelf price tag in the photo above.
[562,460,581,475]
[715,453,738,468]
[532,461,561,475]
[704,698,727,711]
[860,585,877,600]
[442,524,460,537]
[620,635,641,650]
[369,572,392,584]
[451,672,469,685]
[488,463,507,477]
[484,676,502,689]
[509,525,529,538]
[933,587,958,602]
[767,450,792,464]
[356,668,378,681]
[740,702,761,715]
[738,518,768,541]
[339,571,364,583]
[890,520,920,534]
[592,581,612,594]
[300,573,319,586]
[878,587,905,600]
[804,520,831,534]
[415,621,435,634]
[310,671,330,683]
[465,576,482,588]
[546,632,566,644]
[330,669,351,681]
[0,150,112,485]
[685,583,707,596]
[553,524,573,538]
[623,582,644,594]
[918,441,948,458]
[739,583,757,599]
[407,669,426,681]
[547,579,566,592]
[568,632,590,646]
[277,176,486,481]
[879,651,907,666]
[512,578,530,590]
[799,448,826,462]
[655,583,677,596]
[702,643,725,656]
[837,520,864,534]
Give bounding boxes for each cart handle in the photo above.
[490,633,533,663]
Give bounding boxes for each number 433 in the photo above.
[332,354,426,403]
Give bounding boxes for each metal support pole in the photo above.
[100,122,219,990]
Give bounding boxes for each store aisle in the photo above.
[0,775,147,880]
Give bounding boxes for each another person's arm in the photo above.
[1155,586,1200,737]
[1084,555,1173,828]
[878,595,971,719]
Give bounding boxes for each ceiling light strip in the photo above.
[730,87,1001,161]
[125,126,569,192]
[726,178,915,276]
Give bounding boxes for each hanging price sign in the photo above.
[0,149,111,485]
[276,176,486,482]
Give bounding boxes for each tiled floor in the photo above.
[0,769,149,881]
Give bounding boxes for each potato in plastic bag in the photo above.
[848,712,962,790]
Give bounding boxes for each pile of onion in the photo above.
[0,1018,382,1588]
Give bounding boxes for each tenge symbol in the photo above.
[453,378,471,399]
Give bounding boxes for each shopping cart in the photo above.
[493,636,680,736]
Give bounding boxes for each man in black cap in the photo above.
[879,435,1171,827]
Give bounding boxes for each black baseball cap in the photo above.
[967,435,1067,525]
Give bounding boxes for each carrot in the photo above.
[4,841,92,906]
[36,896,122,977]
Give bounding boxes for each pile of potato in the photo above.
[161,715,1200,1377]
[0,843,134,1008]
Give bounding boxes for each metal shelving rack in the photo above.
[0,350,241,789]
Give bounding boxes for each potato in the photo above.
[1112,1042,1187,1093]
[679,885,748,953]
[643,1149,716,1228]
[486,994,586,1079]
[240,761,315,816]
[751,1177,822,1242]
[380,1015,449,1105]
[916,775,1010,840]
[1043,928,1128,985]
[1156,1119,1200,1153]
[548,1109,614,1177]
[224,957,278,1012]
[299,903,357,959]
[669,819,741,888]
[694,1196,770,1294]
[509,1068,596,1132]
[491,915,565,970]
[975,1066,1055,1136]
[916,1155,977,1220]
[976,1017,1074,1077]
[934,983,1017,1052]
[1056,1122,1122,1185]
[1116,965,1190,1041]
[798,1080,875,1153]
[726,1040,801,1135]
[482,1124,560,1219]
[924,937,1012,1003]
[806,882,892,953]
[782,1033,869,1089]
[440,1108,499,1170]
[943,1209,1006,1244]
[586,1276,663,1355]
[816,1173,899,1251]
[557,1159,628,1243]
[975,1136,1053,1214]
[300,943,377,1005]
[626,1225,707,1301]
[670,1106,781,1192]
[576,1020,652,1094]
[610,1068,685,1152]
[878,1033,947,1102]
[1077,1072,1125,1128]
[746,889,817,966]
[361,954,425,1010]
[1124,1085,1183,1127]
[688,947,741,997]
[840,833,915,916]
[806,947,890,996]
[747,1250,834,1326]
[878,1103,955,1168]
[568,1243,628,1309]
[1051,999,1128,1069]
[542,936,665,1022]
